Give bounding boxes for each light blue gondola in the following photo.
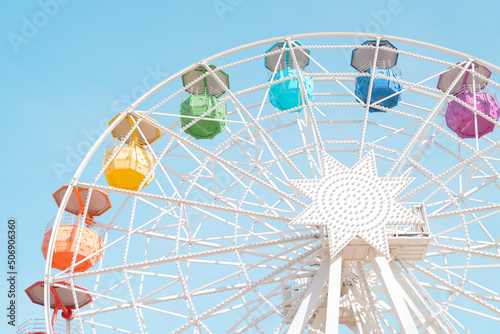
[351,40,402,113]
[265,41,314,112]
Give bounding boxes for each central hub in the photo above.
[289,151,422,258]
[318,174,383,227]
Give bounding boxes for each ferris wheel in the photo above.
[18,33,500,334]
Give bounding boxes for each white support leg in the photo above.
[288,256,329,334]
[325,253,343,334]
[310,308,326,332]
[350,284,381,333]
[371,254,418,334]
[390,263,442,334]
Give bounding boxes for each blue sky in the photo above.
[2,0,500,333]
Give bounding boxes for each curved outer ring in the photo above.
[43,32,500,333]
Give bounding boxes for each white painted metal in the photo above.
[288,256,329,333]
[371,254,418,334]
[325,254,342,334]
[42,33,500,334]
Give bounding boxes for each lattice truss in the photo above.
[45,34,500,334]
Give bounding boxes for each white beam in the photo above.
[370,253,418,334]
[326,254,343,334]
[310,308,326,332]
[390,263,441,334]
[350,283,382,333]
[288,256,329,333]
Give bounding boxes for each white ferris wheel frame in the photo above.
[42,32,500,334]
